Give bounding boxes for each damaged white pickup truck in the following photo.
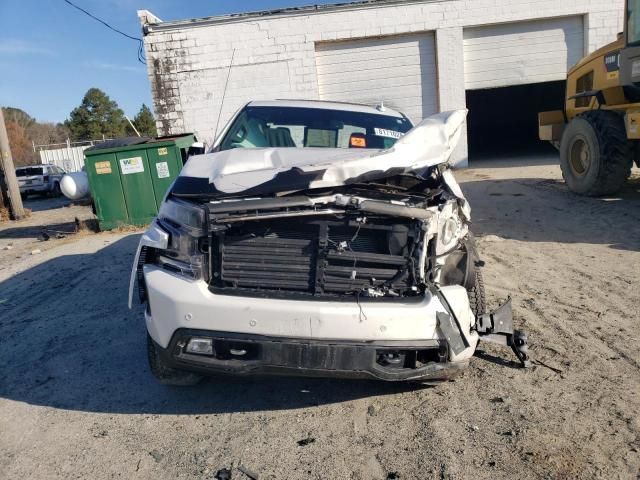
[129,100,530,385]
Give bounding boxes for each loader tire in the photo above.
[147,334,203,386]
[467,265,486,317]
[559,111,633,196]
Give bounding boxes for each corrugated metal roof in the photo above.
[142,0,448,33]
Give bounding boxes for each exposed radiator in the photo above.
[211,221,414,297]
[221,234,316,291]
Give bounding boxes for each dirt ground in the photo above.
[1,157,639,480]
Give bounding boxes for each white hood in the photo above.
[178,110,467,196]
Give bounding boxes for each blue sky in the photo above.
[0,0,335,123]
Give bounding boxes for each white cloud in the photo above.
[85,61,145,73]
[0,39,53,55]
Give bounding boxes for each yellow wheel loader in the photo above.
[539,0,640,196]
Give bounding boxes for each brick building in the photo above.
[138,0,624,166]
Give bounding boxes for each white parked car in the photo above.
[129,100,529,385]
[16,164,65,198]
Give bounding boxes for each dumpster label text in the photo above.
[158,147,168,156]
[156,162,170,179]
[95,161,112,175]
[120,157,145,175]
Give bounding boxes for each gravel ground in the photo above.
[0,158,639,480]
[0,196,96,266]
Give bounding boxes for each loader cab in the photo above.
[619,0,640,85]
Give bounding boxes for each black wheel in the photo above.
[52,182,61,197]
[559,111,633,196]
[467,265,486,317]
[147,334,203,386]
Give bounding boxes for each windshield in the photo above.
[218,106,413,151]
[629,0,640,45]
[16,167,43,177]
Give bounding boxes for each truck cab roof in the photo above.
[247,99,407,118]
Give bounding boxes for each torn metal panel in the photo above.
[176,110,467,198]
[437,312,467,356]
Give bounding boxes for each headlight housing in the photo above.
[436,202,464,255]
[440,217,459,247]
[158,198,206,232]
[156,198,207,279]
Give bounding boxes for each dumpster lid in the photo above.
[148,134,196,143]
[86,137,151,152]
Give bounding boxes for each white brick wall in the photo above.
[140,0,624,166]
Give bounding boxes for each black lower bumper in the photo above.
[20,187,48,195]
[157,329,468,382]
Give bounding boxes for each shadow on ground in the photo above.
[460,174,640,252]
[467,151,560,169]
[0,235,423,415]
[22,195,75,213]
[0,221,82,240]
[2,171,639,414]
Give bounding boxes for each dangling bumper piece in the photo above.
[476,298,532,368]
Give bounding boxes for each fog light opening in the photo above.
[186,337,214,355]
[377,350,406,369]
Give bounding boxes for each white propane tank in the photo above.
[60,172,90,200]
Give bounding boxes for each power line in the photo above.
[62,0,146,64]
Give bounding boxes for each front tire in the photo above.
[467,265,486,317]
[147,334,203,386]
[559,111,633,196]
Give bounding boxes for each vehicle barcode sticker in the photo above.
[120,157,144,175]
[156,161,170,179]
[374,128,403,139]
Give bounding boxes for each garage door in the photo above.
[464,16,584,90]
[315,33,438,123]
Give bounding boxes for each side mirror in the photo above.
[187,142,205,158]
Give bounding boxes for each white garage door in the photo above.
[315,33,438,123]
[464,16,585,90]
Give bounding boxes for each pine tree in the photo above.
[65,88,127,141]
[132,104,157,138]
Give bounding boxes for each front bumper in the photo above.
[154,327,468,382]
[142,266,480,365]
[19,184,49,194]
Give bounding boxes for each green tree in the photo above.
[65,88,126,141]
[131,104,157,138]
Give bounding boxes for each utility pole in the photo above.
[0,108,25,220]
[125,115,141,137]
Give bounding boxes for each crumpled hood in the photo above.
[174,109,467,198]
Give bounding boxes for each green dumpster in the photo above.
[83,134,197,230]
